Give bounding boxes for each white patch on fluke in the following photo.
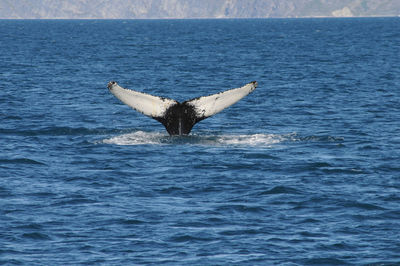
[187,81,257,118]
[108,82,177,118]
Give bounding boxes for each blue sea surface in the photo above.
[1,18,400,265]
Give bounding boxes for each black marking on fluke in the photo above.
[107,81,257,136]
[154,102,205,135]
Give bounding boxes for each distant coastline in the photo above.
[1,0,399,19]
[1,16,399,20]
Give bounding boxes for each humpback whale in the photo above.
[107,81,257,135]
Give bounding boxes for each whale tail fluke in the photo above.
[107,81,257,135]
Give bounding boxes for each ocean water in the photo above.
[1,18,399,265]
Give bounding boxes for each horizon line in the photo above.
[1,15,399,20]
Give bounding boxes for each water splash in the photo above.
[102,131,166,145]
[101,131,288,147]
[215,133,285,146]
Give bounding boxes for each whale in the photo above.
[107,81,257,135]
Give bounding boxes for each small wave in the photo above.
[101,131,287,147]
[168,234,215,243]
[0,126,116,136]
[21,232,51,240]
[258,185,301,195]
[3,115,22,120]
[294,134,344,142]
[0,158,45,165]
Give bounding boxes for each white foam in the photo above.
[102,131,166,145]
[215,133,285,147]
[101,131,288,147]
